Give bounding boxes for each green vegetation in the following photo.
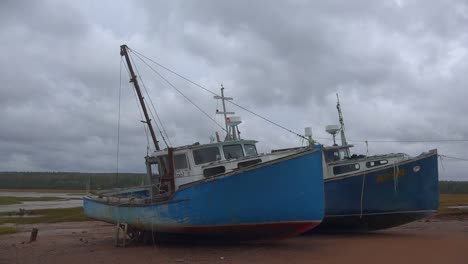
[0,207,89,224]
[437,194,468,217]
[0,196,65,205]
[0,172,146,190]
[0,173,466,193]
[0,226,17,235]
[439,181,468,194]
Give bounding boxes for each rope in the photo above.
[393,161,399,193]
[130,50,227,132]
[438,155,446,172]
[122,60,152,153]
[128,52,171,148]
[116,59,122,187]
[348,139,468,143]
[360,140,368,219]
[438,154,468,162]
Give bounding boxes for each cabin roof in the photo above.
[323,144,354,150]
[152,139,258,155]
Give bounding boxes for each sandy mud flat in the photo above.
[0,219,467,264]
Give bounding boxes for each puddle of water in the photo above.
[0,191,84,212]
[0,191,83,199]
[448,206,468,211]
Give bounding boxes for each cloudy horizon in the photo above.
[1,0,467,180]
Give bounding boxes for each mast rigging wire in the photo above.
[130,48,307,140]
[130,48,468,144]
[128,52,172,148]
[438,154,468,162]
[115,59,123,186]
[122,58,152,153]
[130,50,227,132]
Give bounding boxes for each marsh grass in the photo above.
[0,207,89,224]
[0,226,17,235]
[437,194,468,217]
[0,196,66,205]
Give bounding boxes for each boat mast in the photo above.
[336,94,350,153]
[120,44,160,151]
[214,85,235,141]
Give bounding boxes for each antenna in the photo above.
[336,93,348,146]
[214,85,241,141]
[335,93,351,156]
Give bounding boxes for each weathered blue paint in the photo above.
[83,148,324,237]
[319,152,439,231]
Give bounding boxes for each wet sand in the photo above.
[0,219,467,264]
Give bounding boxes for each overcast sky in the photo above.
[1,0,467,180]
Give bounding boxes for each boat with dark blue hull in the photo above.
[315,95,439,231]
[83,44,325,241]
[320,148,438,231]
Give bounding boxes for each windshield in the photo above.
[223,144,244,159]
[244,144,258,156]
[193,147,221,165]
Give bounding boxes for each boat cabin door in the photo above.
[173,151,192,188]
[145,149,176,197]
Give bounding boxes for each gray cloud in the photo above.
[0,0,467,181]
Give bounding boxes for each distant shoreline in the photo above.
[0,189,87,193]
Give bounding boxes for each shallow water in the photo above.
[0,191,84,212]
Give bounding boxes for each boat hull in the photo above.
[317,152,439,231]
[83,148,324,240]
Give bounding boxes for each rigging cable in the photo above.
[130,50,227,132]
[347,139,468,143]
[360,140,369,219]
[128,52,171,148]
[130,48,307,140]
[116,59,123,186]
[122,58,152,153]
[438,154,468,162]
[130,48,468,143]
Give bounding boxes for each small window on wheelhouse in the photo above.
[333,163,360,175]
[223,144,244,159]
[174,154,188,170]
[325,150,340,162]
[193,147,221,165]
[150,163,160,177]
[366,160,388,168]
[244,144,258,156]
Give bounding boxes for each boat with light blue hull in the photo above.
[83,44,325,240]
[84,147,324,239]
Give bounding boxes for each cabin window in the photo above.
[193,147,221,165]
[223,144,244,159]
[150,163,160,177]
[238,159,262,169]
[339,149,350,159]
[366,160,388,168]
[174,154,189,170]
[203,166,226,177]
[333,163,360,175]
[244,144,258,156]
[325,150,340,162]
